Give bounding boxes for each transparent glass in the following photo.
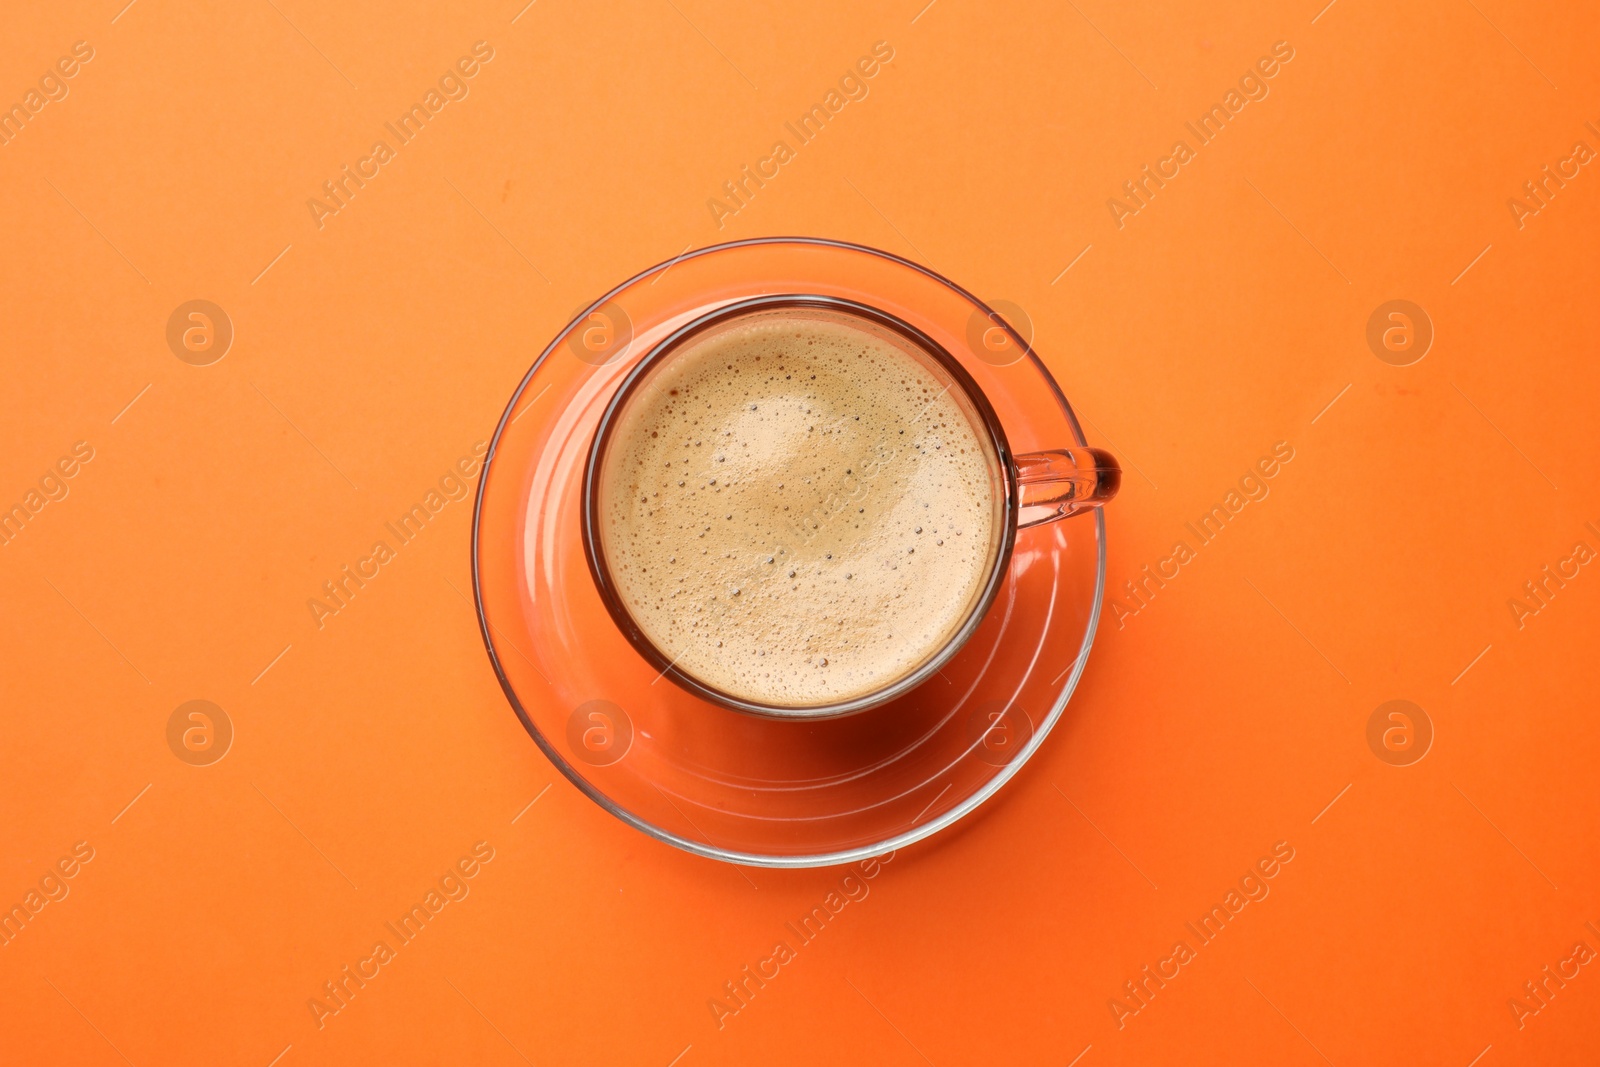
[473,237,1117,867]
[582,294,1116,719]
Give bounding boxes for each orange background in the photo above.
[3,0,1598,1064]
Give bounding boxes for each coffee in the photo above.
[596,308,1003,708]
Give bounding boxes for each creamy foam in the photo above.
[597,309,1001,709]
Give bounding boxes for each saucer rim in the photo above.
[470,235,1107,869]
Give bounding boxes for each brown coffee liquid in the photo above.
[599,311,999,709]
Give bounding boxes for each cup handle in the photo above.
[1014,447,1121,529]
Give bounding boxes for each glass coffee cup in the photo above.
[582,294,1119,719]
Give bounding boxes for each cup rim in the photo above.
[581,293,1020,720]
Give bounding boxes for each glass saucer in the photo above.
[471,237,1107,868]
